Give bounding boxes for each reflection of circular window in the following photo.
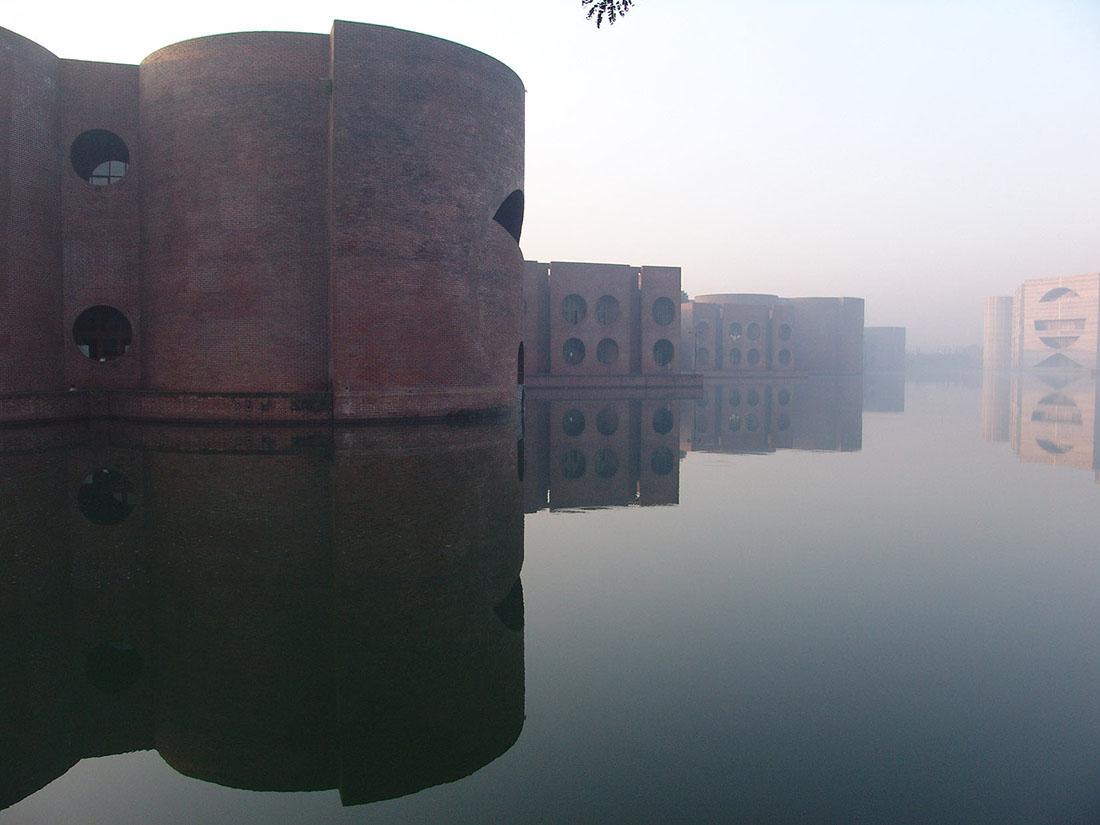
[595,448,620,478]
[778,349,792,366]
[71,129,129,185]
[730,348,741,366]
[562,409,586,437]
[697,348,710,367]
[651,447,675,476]
[728,322,742,340]
[597,407,620,435]
[73,305,132,361]
[729,388,741,406]
[562,294,587,324]
[563,337,586,365]
[746,414,759,432]
[777,413,791,431]
[747,322,761,341]
[747,348,761,366]
[597,338,620,365]
[561,449,587,479]
[777,388,791,406]
[652,407,674,434]
[747,389,760,407]
[653,339,674,366]
[86,642,143,694]
[78,469,137,525]
[728,413,741,431]
[779,323,792,341]
[596,295,620,325]
[652,297,675,325]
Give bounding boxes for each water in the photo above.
[4,375,1100,823]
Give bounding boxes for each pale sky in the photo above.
[6,0,1099,349]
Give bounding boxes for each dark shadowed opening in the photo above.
[71,130,130,185]
[86,642,143,693]
[77,469,137,525]
[494,189,525,243]
[1039,287,1079,302]
[518,342,524,385]
[73,305,132,361]
[494,579,525,632]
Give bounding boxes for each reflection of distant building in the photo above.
[863,372,906,413]
[864,327,906,372]
[983,274,1100,371]
[980,371,1012,442]
[681,377,863,455]
[522,390,681,511]
[681,294,864,377]
[1,422,524,811]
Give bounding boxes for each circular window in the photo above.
[728,322,742,341]
[747,348,761,367]
[562,294,587,325]
[728,413,741,432]
[597,407,620,436]
[86,642,143,693]
[651,447,675,476]
[562,409,586,437]
[778,349,792,366]
[652,297,675,326]
[596,295,620,325]
[746,414,759,432]
[71,130,130,186]
[747,322,761,341]
[73,305,132,361]
[696,321,710,336]
[697,348,710,367]
[729,388,741,406]
[653,339,675,366]
[747,388,760,407]
[652,407,674,434]
[729,348,742,366]
[779,323,792,341]
[563,337,586,365]
[595,448,620,478]
[597,338,620,365]
[777,388,791,406]
[777,413,791,431]
[561,449,587,479]
[78,469,137,525]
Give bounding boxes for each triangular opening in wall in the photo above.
[1035,352,1085,370]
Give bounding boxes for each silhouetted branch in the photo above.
[582,0,635,28]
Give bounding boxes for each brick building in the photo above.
[0,22,525,424]
[681,294,865,377]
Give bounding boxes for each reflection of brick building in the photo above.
[983,274,1100,371]
[0,22,524,424]
[522,262,689,386]
[0,421,524,810]
[681,294,864,377]
[521,390,681,511]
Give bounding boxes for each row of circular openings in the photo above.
[71,130,130,186]
[563,338,675,367]
[695,321,793,342]
[696,347,791,367]
[561,447,676,479]
[696,387,793,408]
[562,295,677,327]
[562,406,676,438]
[726,412,790,432]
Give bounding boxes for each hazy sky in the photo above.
[7,0,1099,348]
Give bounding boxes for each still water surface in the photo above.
[4,376,1100,823]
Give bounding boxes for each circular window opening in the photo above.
[562,409,586,437]
[597,338,620,365]
[86,642,143,694]
[777,388,792,406]
[596,295,620,325]
[779,323,792,341]
[597,407,620,436]
[729,388,741,406]
[747,322,761,341]
[652,407,674,434]
[561,449,587,479]
[747,348,761,367]
[728,322,742,341]
[71,130,129,186]
[697,348,710,367]
[651,447,675,476]
[746,414,759,432]
[78,469,137,525]
[729,348,742,366]
[747,389,760,407]
[777,413,791,431]
[652,297,675,326]
[73,305,132,361]
[728,413,741,432]
[562,294,587,325]
[563,337,586,366]
[595,448,620,479]
[778,349,792,366]
[653,339,675,366]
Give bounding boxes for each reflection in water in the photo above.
[0,422,524,811]
[862,371,906,413]
[982,372,1100,483]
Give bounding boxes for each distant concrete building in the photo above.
[863,327,906,372]
[983,274,1100,371]
[680,294,864,377]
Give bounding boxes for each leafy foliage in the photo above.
[582,0,635,28]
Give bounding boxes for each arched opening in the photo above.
[493,189,525,243]
[1039,287,1080,302]
[71,130,130,185]
[73,305,132,361]
[86,642,143,693]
